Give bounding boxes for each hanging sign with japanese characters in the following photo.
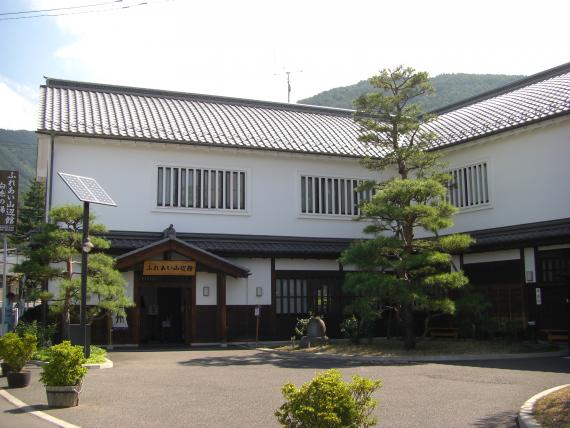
[143,260,196,276]
[0,171,18,233]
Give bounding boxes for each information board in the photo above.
[0,171,18,233]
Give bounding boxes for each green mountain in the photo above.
[0,129,37,192]
[298,73,526,111]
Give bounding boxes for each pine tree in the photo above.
[340,66,473,350]
[10,180,46,245]
[15,204,133,337]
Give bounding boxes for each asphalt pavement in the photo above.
[1,347,569,427]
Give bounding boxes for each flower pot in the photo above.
[7,370,32,388]
[1,362,12,377]
[46,384,82,408]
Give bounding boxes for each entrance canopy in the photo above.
[115,237,249,278]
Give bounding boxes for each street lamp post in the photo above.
[58,173,116,358]
[80,201,92,358]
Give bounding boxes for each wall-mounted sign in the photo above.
[0,171,18,233]
[143,260,196,276]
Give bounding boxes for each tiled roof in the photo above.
[38,63,570,157]
[106,232,352,258]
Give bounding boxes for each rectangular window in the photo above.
[446,162,490,209]
[156,166,247,211]
[275,279,308,315]
[300,175,370,216]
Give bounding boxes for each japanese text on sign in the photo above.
[0,171,18,233]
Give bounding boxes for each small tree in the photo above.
[275,369,381,428]
[10,180,46,246]
[340,66,472,349]
[15,204,133,337]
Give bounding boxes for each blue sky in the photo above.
[1,0,569,130]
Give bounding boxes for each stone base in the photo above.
[299,336,329,348]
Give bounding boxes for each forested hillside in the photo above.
[0,129,37,192]
[298,73,526,111]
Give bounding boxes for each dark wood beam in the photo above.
[217,273,227,343]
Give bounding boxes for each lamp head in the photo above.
[82,237,94,253]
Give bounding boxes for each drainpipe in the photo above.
[47,133,55,221]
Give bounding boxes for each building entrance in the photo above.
[139,284,191,345]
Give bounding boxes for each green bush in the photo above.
[15,321,56,348]
[275,369,382,428]
[340,316,362,344]
[39,341,87,387]
[0,332,37,372]
[294,317,311,339]
[33,345,107,364]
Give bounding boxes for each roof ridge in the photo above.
[430,61,570,114]
[43,77,354,116]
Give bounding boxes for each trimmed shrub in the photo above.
[40,341,87,387]
[340,315,362,344]
[0,332,37,372]
[275,369,382,427]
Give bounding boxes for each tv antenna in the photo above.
[274,69,303,103]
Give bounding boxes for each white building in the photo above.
[36,63,570,344]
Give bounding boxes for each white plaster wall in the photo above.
[275,258,340,271]
[122,271,134,300]
[463,249,520,265]
[196,272,217,305]
[49,137,380,239]
[435,118,570,235]
[226,258,271,306]
[523,248,536,283]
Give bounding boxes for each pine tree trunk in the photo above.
[402,305,416,350]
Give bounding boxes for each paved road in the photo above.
[1,348,569,427]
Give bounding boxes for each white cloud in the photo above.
[35,0,570,102]
[0,77,37,130]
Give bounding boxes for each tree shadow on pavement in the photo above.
[178,350,419,369]
[471,410,517,428]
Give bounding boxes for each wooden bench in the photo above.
[428,327,459,339]
[540,329,568,342]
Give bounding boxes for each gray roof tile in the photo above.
[38,63,570,156]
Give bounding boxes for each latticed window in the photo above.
[157,166,246,210]
[275,279,308,315]
[300,175,372,216]
[539,250,570,284]
[446,162,490,209]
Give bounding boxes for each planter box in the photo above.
[46,384,82,407]
[7,370,31,388]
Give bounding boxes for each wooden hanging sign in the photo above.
[143,260,196,276]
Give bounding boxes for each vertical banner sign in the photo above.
[0,170,18,233]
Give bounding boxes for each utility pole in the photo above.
[274,70,303,103]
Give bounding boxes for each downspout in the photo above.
[47,133,55,221]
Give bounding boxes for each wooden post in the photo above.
[132,272,141,345]
[217,273,227,343]
[191,275,197,343]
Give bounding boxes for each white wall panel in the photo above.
[226,258,271,305]
[463,249,520,265]
[196,272,217,305]
[275,258,339,271]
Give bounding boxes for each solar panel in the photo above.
[58,172,117,206]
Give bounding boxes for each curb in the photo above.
[0,389,79,428]
[31,357,113,370]
[517,384,569,428]
[256,347,568,364]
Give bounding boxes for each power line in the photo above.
[0,0,172,22]
[0,0,123,16]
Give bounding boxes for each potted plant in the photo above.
[0,333,37,388]
[40,341,87,408]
